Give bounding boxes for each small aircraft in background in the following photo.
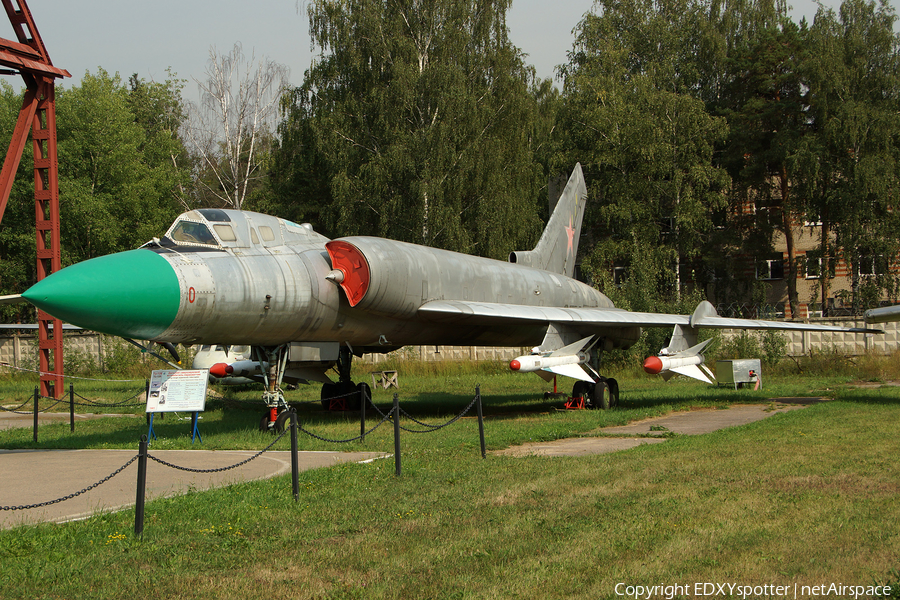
[8,164,876,429]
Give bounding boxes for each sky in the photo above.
[9,0,892,101]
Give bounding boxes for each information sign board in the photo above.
[146,369,209,413]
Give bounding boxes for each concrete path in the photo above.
[492,398,821,458]
[0,448,385,529]
[0,399,822,527]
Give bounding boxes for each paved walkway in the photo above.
[492,399,820,457]
[0,398,821,528]
[0,448,385,529]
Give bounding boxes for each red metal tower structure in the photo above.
[0,0,70,398]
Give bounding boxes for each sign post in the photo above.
[146,370,209,443]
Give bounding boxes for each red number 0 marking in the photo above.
[188,287,196,303]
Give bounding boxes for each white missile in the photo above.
[210,360,265,379]
[509,336,597,382]
[643,339,716,384]
[509,351,589,373]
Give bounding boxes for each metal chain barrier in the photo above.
[0,362,144,382]
[369,394,479,434]
[0,396,38,414]
[0,394,63,415]
[0,454,139,511]
[298,409,392,444]
[70,389,145,408]
[147,428,289,474]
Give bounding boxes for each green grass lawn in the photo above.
[0,365,898,599]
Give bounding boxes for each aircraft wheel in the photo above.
[340,381,360,410]
[592,381,610,410]
[572,380,590,401]
[606,378,620,407]
[274,410,292,434]
[321,382,338,410]
[258,412,271,431]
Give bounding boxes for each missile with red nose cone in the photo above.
[209,360,265,379]
[643,339,715,384]
[642,354,705,374]
[509,336,597,382]
[509,351,590,373]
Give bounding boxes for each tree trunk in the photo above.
[780,168,800,319]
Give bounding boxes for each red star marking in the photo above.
[565,216,575,257]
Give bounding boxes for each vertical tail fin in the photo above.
[508,163,587,278]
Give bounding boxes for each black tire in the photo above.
[259,412,271,432]
[592,381,610,410]
[606,378,620,407]
[321,382,338,410]
[274,410,292,434]
[572,380,590,401]
[340,381,360,410]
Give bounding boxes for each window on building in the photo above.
[859,252,888,277]
[805,251,823,279]
[756,255,784,280]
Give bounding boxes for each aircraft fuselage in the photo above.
[23,208,637,353]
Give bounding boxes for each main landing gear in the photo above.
[320,346,371,411]
[567,377,619,410]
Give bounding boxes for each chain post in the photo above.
[359,382,367,443]
[69,382,74,432]
[393,393,401,477]
[290,409,299,502]
[32,387,38,443]
[476,385,485,459]
[134,435,148,537]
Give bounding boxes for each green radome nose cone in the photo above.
[22,249,180,339]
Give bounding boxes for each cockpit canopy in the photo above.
[169,219,222,246]
[160,208,320,250]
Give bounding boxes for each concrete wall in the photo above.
[2,318,897,372]
[0,331,108,370]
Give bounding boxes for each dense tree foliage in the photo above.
[797,0,900,312]
[556,0,731,312]
[0,70,190,320]
[556,0,899,317]
[1,0,898,329]
[271,0,545,258]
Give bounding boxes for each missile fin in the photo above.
[699,363,716,382]
[674,338,712,357]
[670,364,715,384]
[549,335,594,357]
[545,363,594,382]
[534,370,556,383]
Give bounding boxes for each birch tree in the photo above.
[185,43,289,210]
[275,0,543,257]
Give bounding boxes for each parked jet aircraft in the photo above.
[10,164,875,429]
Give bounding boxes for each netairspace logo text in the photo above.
[614,582,893,599]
